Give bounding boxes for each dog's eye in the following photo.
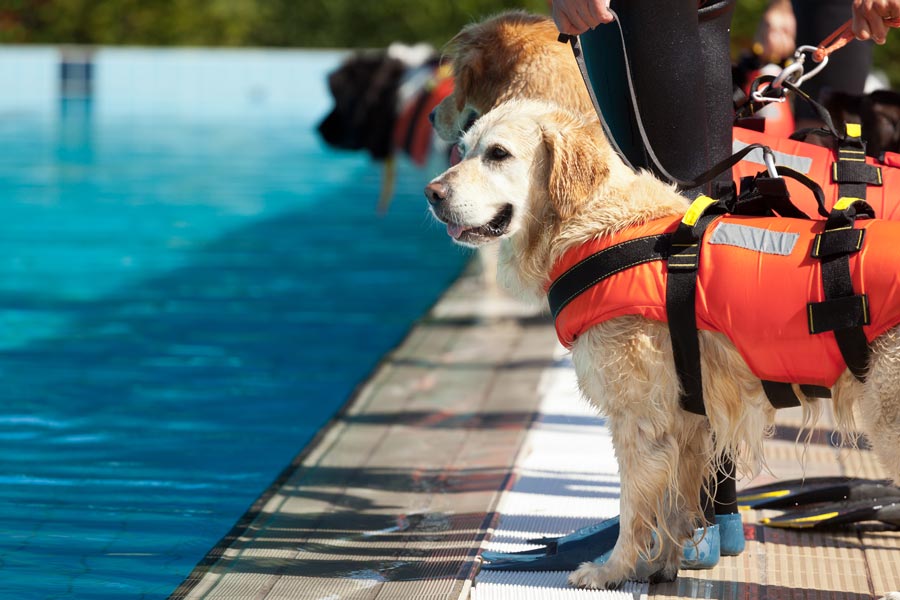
[486,145,511,162]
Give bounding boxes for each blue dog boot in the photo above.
[680,524,720,569]
[625,524,720,575]
[715,512,745,556]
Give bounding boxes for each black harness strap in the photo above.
[758,379,835,405]
[809,125,876,382]
[547,234,670,319]
[665,197,726,415]
[761,380,834,405]
[761,381,803,408]
[833,145,881,199]
[800,384,833,398]
[807,192,874,382]
[734,175,811,220]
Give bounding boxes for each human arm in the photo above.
[852,0,900,44]
[551,0,614,34]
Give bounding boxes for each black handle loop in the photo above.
[826,198,876,230]
[776,166,830,218]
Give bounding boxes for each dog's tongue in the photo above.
[449,144,462,166]
[447,223,467,239]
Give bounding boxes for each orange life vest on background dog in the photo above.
[393,65,454,166]
[549,212,900,389]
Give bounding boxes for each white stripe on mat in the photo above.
[472,346,643,599]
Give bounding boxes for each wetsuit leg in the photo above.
[580,0,736,196]
[698,0,738,190]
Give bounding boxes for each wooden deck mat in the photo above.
[474,376,900,600]
[171,266,559,599]
[174,265,899,599]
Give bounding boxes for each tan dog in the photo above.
[431,11,594,144]
[424,99,900,588]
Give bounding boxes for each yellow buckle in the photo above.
[681,195,717,227]
[833,196,865,212]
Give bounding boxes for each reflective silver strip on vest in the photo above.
[709,222,799,256]
[733,140,813,174]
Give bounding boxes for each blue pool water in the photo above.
[0,51,468,599]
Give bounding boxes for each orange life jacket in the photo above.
[549,211,900,389]
[733,125,900,220]
[392,65,453,166]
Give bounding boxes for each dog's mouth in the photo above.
[443,204,513,245]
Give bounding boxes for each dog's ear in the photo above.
[541,119,609,220]
[454,59,483,113]
[445,29,485,113]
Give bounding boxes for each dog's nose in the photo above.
[428,108,436,125]
[424,181,448,206]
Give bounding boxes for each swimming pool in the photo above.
[0,48,468,599]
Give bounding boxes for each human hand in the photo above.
[754,0,796,62]
[852,0,900,44]
[550,0,614,35]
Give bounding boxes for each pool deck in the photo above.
[172,263,900,600]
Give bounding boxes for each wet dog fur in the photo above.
[425,99,900,589]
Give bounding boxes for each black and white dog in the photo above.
[318,43,450,165]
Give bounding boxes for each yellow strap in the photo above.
[845,122,862,138]
[737,490,791,505]
[681,195,717,227]
[760,511,840,528]
[833,196,865,212]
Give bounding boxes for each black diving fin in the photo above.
[738,477,899,510]
[760,497,900,529]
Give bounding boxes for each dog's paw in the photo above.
[568,561,627,590]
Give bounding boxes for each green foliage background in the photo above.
[1,0,898,84]
[0,0,550,47]
[732,0,900,87]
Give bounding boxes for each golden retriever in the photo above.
[430,11,596,294]
[431,11,594,144]
[424,99,900,589]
